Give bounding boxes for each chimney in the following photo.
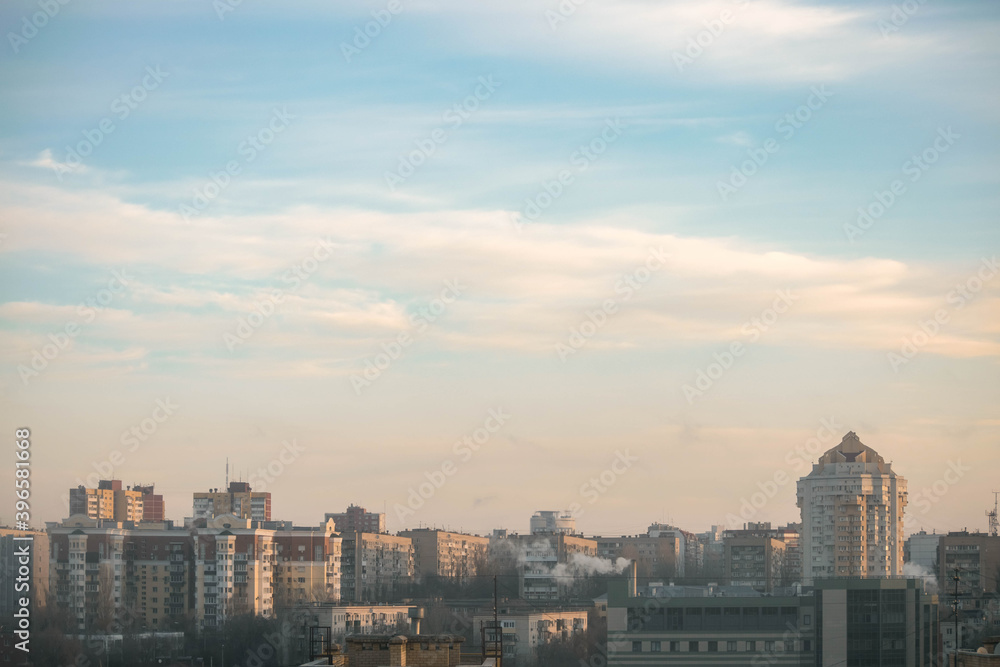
[408,607,424,634]
[389,635,406,666]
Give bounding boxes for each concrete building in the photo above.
[905,531,942,572]
[472,607,589,666]
[399,529,489,582]
[606,578,816,666]
[48,514,341,632]
[724,536,786,593]
[134,484,165,522]
[325,505,385,534]
[69,479,144,522]
[530,511,576,535]
[340,532,414,603]
[796,431,907,584]
[697,526,726,582]
[607,576,940,666]
[723,522,801,589]
[517,533,599,600]
[342,634,469,667]
[192,481,271,521]
[814,577,940,667]
[272,520,343,608]
[647,524,702,578]
[0,527,49,618]
[595,534,681,581]
[938,531,1000,655]
[306,603,416,642]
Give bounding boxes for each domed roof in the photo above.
[815,432,891,473]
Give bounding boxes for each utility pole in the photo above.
[493,575,500,667]
[953,567,961,658]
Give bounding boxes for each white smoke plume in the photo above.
[903,562,939,595]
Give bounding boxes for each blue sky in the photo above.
[0,0,997,536]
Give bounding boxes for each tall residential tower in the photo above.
[796,432,907,585]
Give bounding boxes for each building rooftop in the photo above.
[812,431,893,474]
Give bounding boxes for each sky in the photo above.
[0,0,997,539]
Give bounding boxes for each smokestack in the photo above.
[408,607,424,634]
[628,562,638,597]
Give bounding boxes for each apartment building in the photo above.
[595,534,681,581]
[530,511,576,535]
[340,532,414,603]
[724,536,787,593]
[324,505,385,534]
[473,607,590,666]
[48,514,340,632]
[306,603,416,642]
[937,531,1000,654]
[796,431,907,584]
[398,528,489,582]
[0,527,49,617]
[272,520,342,607]
[134,484,165,522]
[192,481,271,521]
[69,479,144,523]
[516,532,599,600]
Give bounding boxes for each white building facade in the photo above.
[796,432,907,585]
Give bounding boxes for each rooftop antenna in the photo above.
[226,458,229,489]
[988,491,999,537]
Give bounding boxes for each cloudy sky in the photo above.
[1,0,997,538]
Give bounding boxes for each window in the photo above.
[708,641,718,652]
[764,641,775,652]
[669,641,679,652]
[747,640,756,652]
[689,641,699,652]
[650,641,661,652]
[727,641,737,652]
[631,641,642,653]
[785,640,795,652]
